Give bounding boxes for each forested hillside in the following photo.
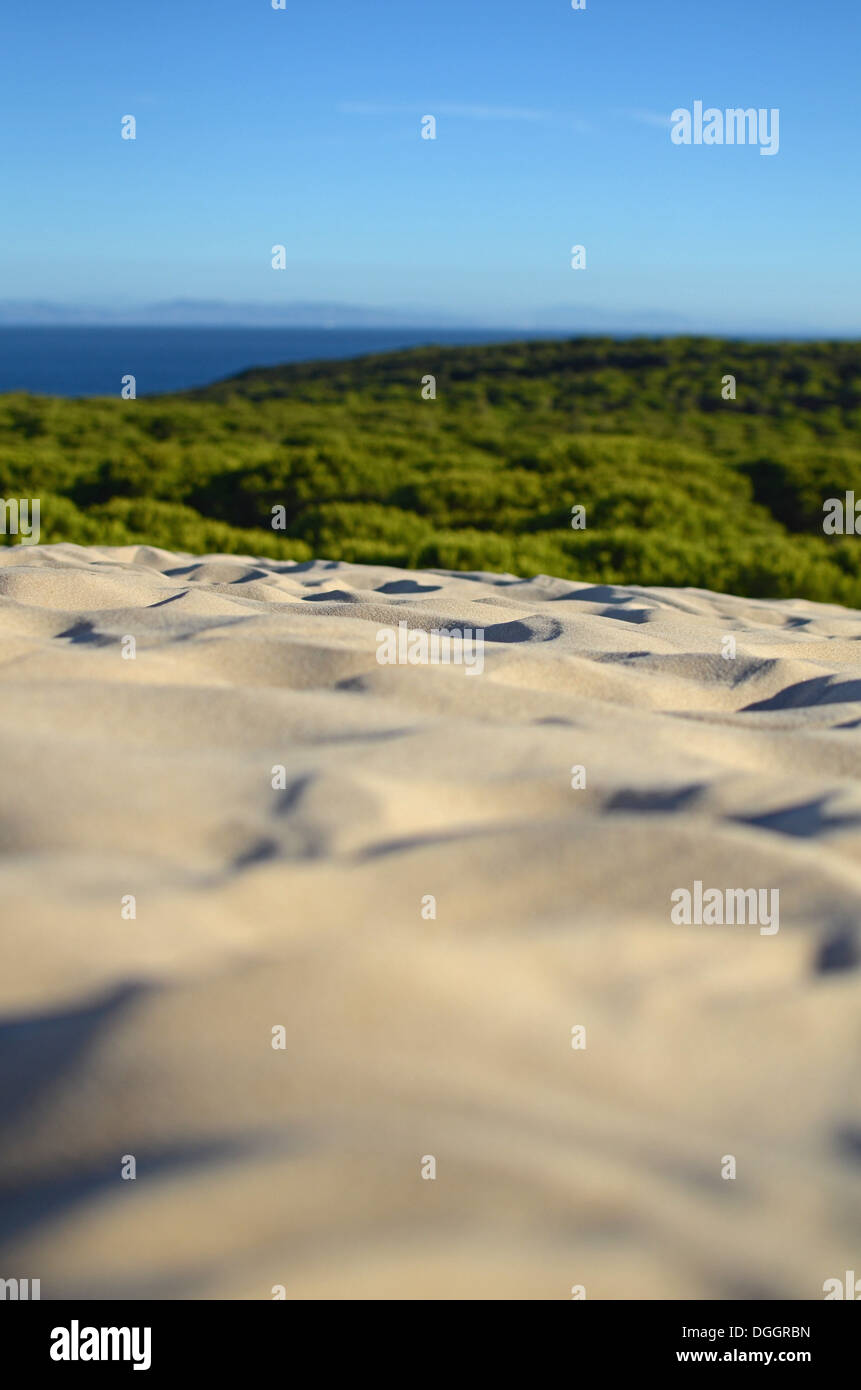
[3,336,861,603]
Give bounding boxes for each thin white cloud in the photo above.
[337,101,408,116]
[621,108,672,129]
[435,103,551,122]
[337,100,586,126]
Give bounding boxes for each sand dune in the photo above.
[1,543,860,1299]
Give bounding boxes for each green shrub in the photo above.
[2,337,860,605]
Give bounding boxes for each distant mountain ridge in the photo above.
[0,300,470,328]
[0,300,847,336]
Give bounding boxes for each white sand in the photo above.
[0,543,859,1299]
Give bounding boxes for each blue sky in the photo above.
[1,0,859,332]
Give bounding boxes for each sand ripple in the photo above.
[0,545,859,1298]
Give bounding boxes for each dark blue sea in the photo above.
[0,327,548,398]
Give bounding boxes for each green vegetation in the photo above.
[3,335,861,604]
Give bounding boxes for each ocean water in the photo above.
[0,326,543,398]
